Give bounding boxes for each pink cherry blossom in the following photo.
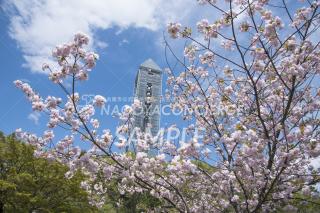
[14,1,320,211]
[167,22,181,38]
[93,95,106,107]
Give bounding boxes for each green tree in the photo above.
[101,181,163,213]
[0,132,96,213]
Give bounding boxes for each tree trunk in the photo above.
[0,201,4,213]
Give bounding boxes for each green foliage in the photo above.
[102,188,163,213]
[291,197,320,213]
[0,132,96,212]
[93,170,163,212]
[275,192,320,213]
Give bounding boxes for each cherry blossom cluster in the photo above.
[45,33,99,83]
[163,0,320,211]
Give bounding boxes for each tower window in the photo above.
[148,68,154,75]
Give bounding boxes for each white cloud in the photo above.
[119,39,129,46]
[95,41,108,49]
[28,111,41,125]
[3,0,194,73]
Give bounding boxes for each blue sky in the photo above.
[0,0,308,139]
[0,0,209,137]
[0,18,166,136]
[1,0,318,166]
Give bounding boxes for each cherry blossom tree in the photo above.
[14,0,320,212]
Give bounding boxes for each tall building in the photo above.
[133,59,162,136]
